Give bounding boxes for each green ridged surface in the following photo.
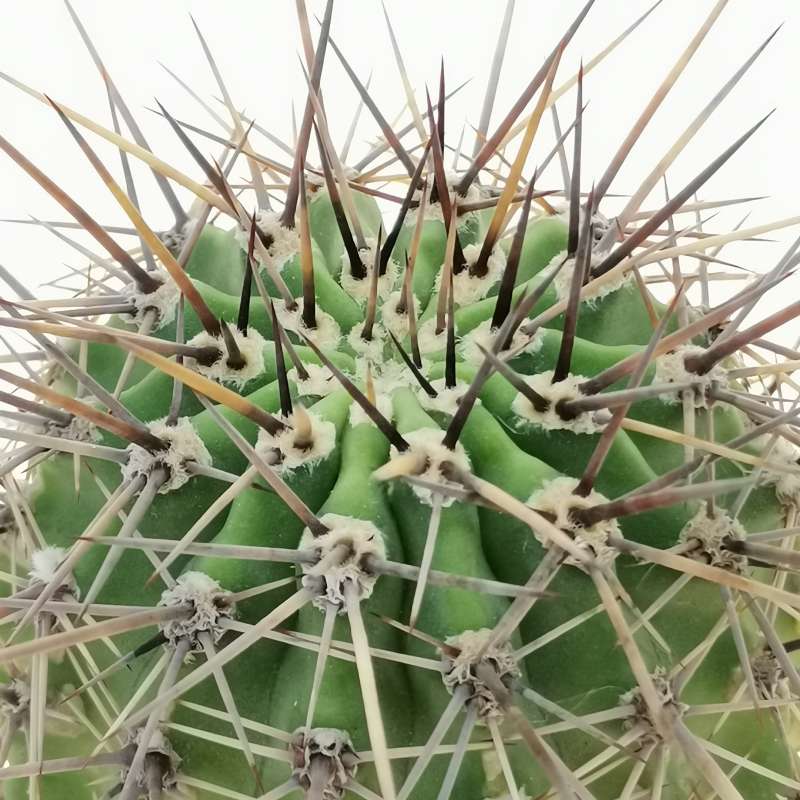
[5,192,797,800]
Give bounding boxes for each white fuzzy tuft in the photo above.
[433,243,506,306]
[527,477,620,570]
[122,727,181,791]
[159,219,195,255]
[187,327,266,389]
[0,679,30,716]
[158,571,234,649]
[678,508,747,573]
[274,301,341,350]
[416,318,447,356]
[46,416,100,443]
[753,433,800,506]
[512,370,604,434]
[300,514,385,612]
[348,358,405,427]
[235,210,299,272]
[349,392,393,429]
[550,249,630,306]
[620,667,686,745]
[416,171,483,222]
[417,378,474,417]
[28,546,79,600]
[751,649,786,700]
[255,410,336,474]
[356,357,409,396]
[290,727,358,798]
[121,417,212,494]
[290,362,339,398]
[654,344,726,407]
[441,628,520,722]
[339,238,399,302]
[346,325,387,361]
[124,270,180,330]
[379,289,420,339]
[387,427,471,507]
[29,546,67,584]
[458,318,544,366]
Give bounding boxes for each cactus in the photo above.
[1,2,800,799]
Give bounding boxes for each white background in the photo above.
[0,1,796,341]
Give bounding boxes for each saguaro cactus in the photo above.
[1,2,800,799]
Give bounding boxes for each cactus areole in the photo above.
[1,3,800,800]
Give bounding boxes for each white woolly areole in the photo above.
[235,210,299,272]
[28,546,67,584]
[417,318,447,356]
[28,546,79,599]
[124,270,180,330]
[432,243,506,306]
[441,628,520,722]
[300,514,385,611]
[45,416,100,443]
[255,411,335,474]
[290,362,339,398]
[416,171,483,222]
[339,239,399,302]
[417,378,474,417]
[158,571,234,650]
[620,667,686,745]
[349,392,393,429]
[356,357,409,396]
[346,325,387,361]
[122,417,211,494]
[123,727,181,791]
[0,679,30,716]
[275,301,341,350]
[755,433,800,505]
[751,649,786,700]
[459,318,544,366]
[549,249,631,306]
[349,358,405,427]
[379,289,420,339]
[527,477,620,570]
[590,210,613,243]
[290,727,359,799]
[159,218,194,255]
[678,508,747,573]
[512,370,604,435]
[654,344,726,408]
[389,427,470,507]
[187,327,266,389]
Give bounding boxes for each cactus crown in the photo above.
[1,3,800,800]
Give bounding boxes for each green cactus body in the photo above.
[1,5,798,800]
